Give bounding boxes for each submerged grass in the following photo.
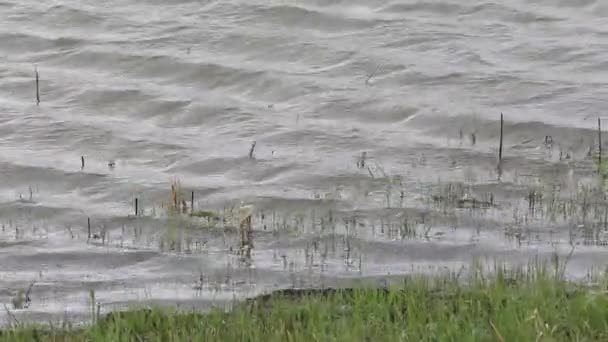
[5,130,608,340]
[4,266,608,341]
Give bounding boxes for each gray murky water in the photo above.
[2,0,608,324]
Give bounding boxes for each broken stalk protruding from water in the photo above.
[249,141,257,159]
[89,289,96,324]
[191,191,195,214]
[598,117,602,169]
[87,217,91,242]
[81,156,85,170]
[499,113,504,164]
[134,198,139,217]
[35,66,40,106]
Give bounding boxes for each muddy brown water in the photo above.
[2,0,608,324]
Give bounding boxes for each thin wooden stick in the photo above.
[191,191,195,213]
[499,113,504,163]
[87,217,91,242]
[598,117,602,168]
[35,66,40,106]
[134,198,139,217]
[249,141,256,159]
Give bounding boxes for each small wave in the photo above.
[247,3,379,31]
[465,3,564,23]
[536,0,596,9]
[0,32,83,54]
[2,250,159,272]
[380,1,466,15]
[45,5,102,21]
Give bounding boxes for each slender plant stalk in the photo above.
[35,66,40,106]
[89,289,96,324]
[598,117,602,168]
[499,113,504,163]
[191,191,195,213]
[249,141,256,159]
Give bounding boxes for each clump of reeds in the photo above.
[238,204,254,262]
[167,178,188,215]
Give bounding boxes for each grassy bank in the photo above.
[3,265,608,341]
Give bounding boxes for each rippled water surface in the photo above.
[2,0,608,323]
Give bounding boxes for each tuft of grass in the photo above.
[11,281,34,310]
[10,289,27,310]
[594,156,608,179]
[4,267,608,341]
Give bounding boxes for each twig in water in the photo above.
[367,166,375,179]
[81,156,85,170]
[35,66,40,106]
[498,113,504,164]
[249,141,256,159]
[191,191,195,213]
[598,117,602,169]
[24,281,35,307]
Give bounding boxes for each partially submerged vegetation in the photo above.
[3,264,608,341]
[5,115,608,340]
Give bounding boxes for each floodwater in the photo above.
[1,0,608,323]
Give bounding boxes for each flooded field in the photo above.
[1,0,608,323]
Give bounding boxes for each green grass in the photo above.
[4,265,608,342]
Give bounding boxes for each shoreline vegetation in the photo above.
[4,110,608,340]
[3,261,608,341]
